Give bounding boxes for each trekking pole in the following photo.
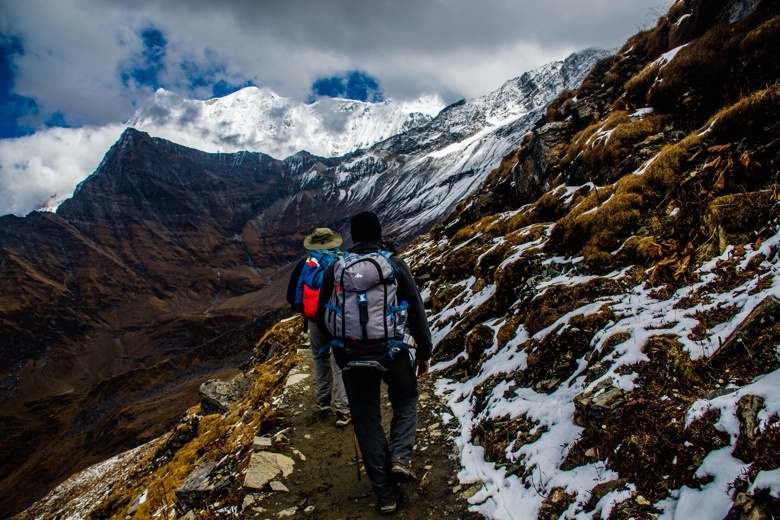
[351,426,362,481]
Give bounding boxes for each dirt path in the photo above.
[242,346,483,519]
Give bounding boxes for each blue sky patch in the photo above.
[120,27,167,90]
[120,29,255,101]
[0,34,40,138]
[45,111,69,129]
[180,54,254,96]
[309,70,384,103]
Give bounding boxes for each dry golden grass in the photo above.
[562,114,622,166]
[624,60,662,104]
[707,84,780,141]
[647,12,779,127]
[739,14,780,52]
[563,110,666,175]
[644,132,703,189]
[450,214,499,245]
[499,206,537,234]
[616,236,662,266]
[499,186,575,234]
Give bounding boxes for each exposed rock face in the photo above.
[199,375,251,416]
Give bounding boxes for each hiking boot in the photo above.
[390,461,417,483]
[318,400,332,413]
[335,410,351,427]
[379,488,401,515]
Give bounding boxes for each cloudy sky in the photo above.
[0,0,673,216]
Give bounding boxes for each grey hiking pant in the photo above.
[308,320,349,412]
[334,347,418,504]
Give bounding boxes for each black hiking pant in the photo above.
[334,347,418,505]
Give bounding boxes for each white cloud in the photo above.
[0,125,125,215]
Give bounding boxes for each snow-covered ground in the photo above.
[414,209,780,519]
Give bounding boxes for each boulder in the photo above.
[199,374,251,415]
[175,460,230,513]
[243,452,296,490]
[711,295,780,369]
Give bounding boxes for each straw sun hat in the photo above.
[303,227,343,250]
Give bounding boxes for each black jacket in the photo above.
[316,242,433,361]
[285,257,306,311]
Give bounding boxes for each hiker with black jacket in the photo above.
[316,211,432,515]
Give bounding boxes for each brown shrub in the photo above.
[739,14,780,52]
[648,12,780,128]
[562,112,629,165]
[431,283,466,314]
[496,314,523,349]
[465,324,495,370]
[501,190,574,234]
[552,187,642,268]
[518,308,616,393]
[708,84,780,144]
[472,415,544,465]
[450,214,499,246]
[476,242,512,284]
[492,258,535,312]
[615,236,662,266]
[442,246,481,281]
[523,279,622,335]
[644,132,703,190]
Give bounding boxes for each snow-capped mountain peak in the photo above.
[127,86,445,159]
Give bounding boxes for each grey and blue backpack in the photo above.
[324,250,409,355]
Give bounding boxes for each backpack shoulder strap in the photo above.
[375,249,397,277]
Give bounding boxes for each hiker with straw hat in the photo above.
[286,227,351,427]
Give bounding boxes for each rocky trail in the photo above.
[241,343,482,519]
